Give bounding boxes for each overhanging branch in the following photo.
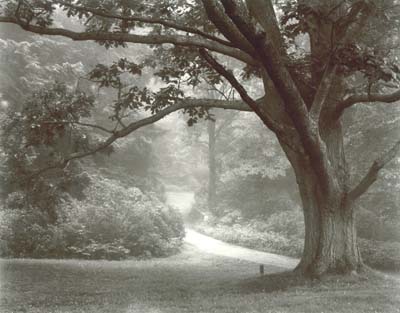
[334,89,400,120]
[25,98,252,176]
[199,48,282,134]
[0,16,254,65]
[55,0,234,48]
[201,0,256,56]
[219,0,333,194]
[347,139,400,202]
[199,49,304,154]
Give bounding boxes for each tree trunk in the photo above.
[294,163,363,276]
[280,122,364,277]
[208,119,217,209]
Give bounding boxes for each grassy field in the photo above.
[1,244,399,313]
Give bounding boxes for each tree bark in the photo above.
[280,121,364,277]
[294,164,363,276]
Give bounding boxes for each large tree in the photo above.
[1,0,400,276]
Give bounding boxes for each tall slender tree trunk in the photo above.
[208,119,217,209]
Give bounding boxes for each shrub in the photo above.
[0,177,185,259]
[263,208,304,238]
[67,240,131,260]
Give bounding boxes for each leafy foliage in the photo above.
[0,36,85,105]
[0,175,184,259]
[88,59,142,88]
[1,82,93,223]
[281,0,400,89]
[0,25,181,260]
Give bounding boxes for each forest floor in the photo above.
[1,242,399,313]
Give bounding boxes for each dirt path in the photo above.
[185,228,299,269]
[165,191,299,269]
[165,191,194,218]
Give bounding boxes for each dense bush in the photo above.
[263,209,305,238]
[0,176,184,259]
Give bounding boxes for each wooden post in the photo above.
[259,264,264,275]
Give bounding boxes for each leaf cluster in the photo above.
[333,44,400,85]
[1,83,94,214]
[6,82,94,146]
[4,0,55,27]
[88,58,142,88]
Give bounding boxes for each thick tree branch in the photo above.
[200,49,303,154]
[347,139,400,202]
[309,63,337,122]
[220,0,334,194]
[218,0,313,134]
[200,0,256,56]
[245,0,285,52]
[55,0,234,48]
[199,49,282,135]
[26,98,252,176]
[0,16,254,65]
[334,89,400,119]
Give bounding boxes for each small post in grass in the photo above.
[259,264,264,275]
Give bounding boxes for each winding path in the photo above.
[184,228,298,268]
[166,191,299,269]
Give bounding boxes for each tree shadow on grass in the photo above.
[236,268,392,294]
[238,270,308,293]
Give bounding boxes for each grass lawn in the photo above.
[1,244,399,313]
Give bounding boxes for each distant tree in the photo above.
[1,0,400,276]
[215,112,295,216]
